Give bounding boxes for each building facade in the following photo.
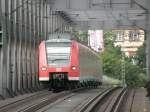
[88,30,104,52]
[114,30,144,57]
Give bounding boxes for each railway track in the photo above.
[0,87,92,112]
[0,87,145,112]
[110,88,128,112]
[0,90,53,112]
[36,87,114,112]
[118,88,146,112]
[35,87,144,112]
[0,90,73,112]
[73,87,128,112]
[0,90,51,112]
[16,91,74,112]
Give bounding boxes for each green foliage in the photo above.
[101,30,147,87]
[103,75,122,85]
[135,45,146,69]
[104,31,116,47]
[72,31,88,45]
[125,62,147,86]
[101,47,122,79]
[101,31,122,79]
[125,45,147,86]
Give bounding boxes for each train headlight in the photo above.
[41,66,47,71]
[71,66,77,71]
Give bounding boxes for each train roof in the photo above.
[46,33,101,56]
[46,33,72,43]
[47,33,72,39]
[46,38,71,43]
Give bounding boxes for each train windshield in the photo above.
[46,42,71,67]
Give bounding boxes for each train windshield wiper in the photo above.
[50,58,68,62]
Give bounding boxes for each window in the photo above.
[129,31,140,41]
[115,32,124,41]
[46,42,71,67]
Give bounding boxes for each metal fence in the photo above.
[0,0,73,99]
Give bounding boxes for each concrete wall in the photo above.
[0,0,72,99]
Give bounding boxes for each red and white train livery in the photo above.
[39,34,102,90]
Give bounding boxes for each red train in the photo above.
[39,34,102,91]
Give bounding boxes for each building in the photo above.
[113,30,144,57]
[88,30,104,52]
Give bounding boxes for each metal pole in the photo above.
[146,8,150,78]
[121,52,126,87]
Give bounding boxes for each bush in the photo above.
[125,63,147,87]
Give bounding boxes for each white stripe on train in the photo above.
[68,77,79,80]
[39,77,49,81]
[39,77,79,81]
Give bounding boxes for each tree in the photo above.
[125,62,147,86]
[72,31,88,45]
[103,31,116,47]
[100,30,147,87]
[135,45,146,70]
[101,46,122,79]
[101,31,122,79]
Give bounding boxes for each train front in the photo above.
[39,39,79,90]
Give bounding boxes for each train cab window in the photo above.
[45,42,71,67]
